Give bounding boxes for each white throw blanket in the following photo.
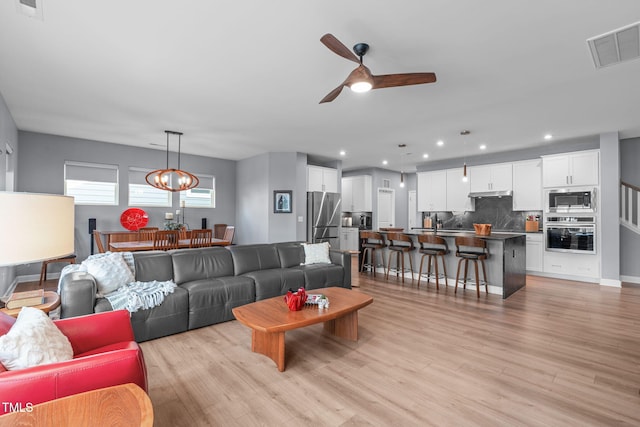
[58,252,176,314]
[104,280,177,313]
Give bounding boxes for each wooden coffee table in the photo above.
[232,287,373,371]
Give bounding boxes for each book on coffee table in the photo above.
[6,289,45,309]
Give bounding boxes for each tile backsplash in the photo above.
[427,197,541,232]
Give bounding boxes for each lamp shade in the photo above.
[0,192,75,267]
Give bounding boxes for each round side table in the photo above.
[1,291,61,318]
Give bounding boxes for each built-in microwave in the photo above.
[546,187,596,213]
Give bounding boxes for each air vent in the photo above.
[383,179,390,188]
[588,21,640,68]
[15,0,43,20]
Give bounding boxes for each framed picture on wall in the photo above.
[274,190,292,213]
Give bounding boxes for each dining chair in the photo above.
[39,255,76,287]
[179,228,191,240]
[213,224,227,240]
[138,227,158,241]
[222,226,235,244]
[153,230,180,250]
[190,229,213,248]
[93,230,106,253]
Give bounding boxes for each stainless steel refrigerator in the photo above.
[307,192,341,248]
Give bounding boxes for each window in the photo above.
[64,161,118,205]
[128,167,171,207]
[179,174,215,208]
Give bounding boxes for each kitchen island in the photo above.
[374,230,526,298]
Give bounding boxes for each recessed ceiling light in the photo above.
[544,134,553,140]
[436,140,444,146]
[339,150,346,156]
[423,153,429,159]
[382,160,388,165]
[479,144,487,150]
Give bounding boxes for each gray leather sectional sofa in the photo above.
[59,242,351,342]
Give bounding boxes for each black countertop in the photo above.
[381,229,526,241]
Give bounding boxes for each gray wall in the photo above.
[236,152,309,245]
[0,91,19,297]
[620,137,640,278]
[236,154,269,244]
[16,131,236,273]
[600,133,620,283]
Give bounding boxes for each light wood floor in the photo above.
[128,270,639,427]
[19,269,640,426]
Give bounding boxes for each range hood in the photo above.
[468,190,513,198]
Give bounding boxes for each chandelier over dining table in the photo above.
[146,130,199,192]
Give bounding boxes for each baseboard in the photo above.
[620,275,640,285]
[600,278,622,288]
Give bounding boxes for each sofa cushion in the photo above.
[180,276,255,329]
[95,288,189,342]
[133,251,173,282]
[244,268,305,300]
[292,264,345,290]
[229,245,281,276]
[170,247,234,285]
[275,242,305,268]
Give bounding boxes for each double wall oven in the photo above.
[544,187,597,254]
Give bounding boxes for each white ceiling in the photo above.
[1,1,640,172]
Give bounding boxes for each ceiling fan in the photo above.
[319,33,437,104]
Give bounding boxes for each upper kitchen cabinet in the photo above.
[512,159,542,211]
[341,175,372,212]
[469,163,512,192]
[542,150,599,187]
[445,168,475,212]
[307,165,338,193]
[417,171,447,212]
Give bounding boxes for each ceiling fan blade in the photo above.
[320,33,360,64]
[319,84,346,104]
[372,72,437,89]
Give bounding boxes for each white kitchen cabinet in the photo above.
[340,227,360,251]
[543,251,599,278]
[417,171,447,212]
[445,168,475,212]
[469,163,512,192]
[542,150,599,187]
[525,233,543,273]
[512,159,542,211]
[307,166,338,192]
[341,175,372,212]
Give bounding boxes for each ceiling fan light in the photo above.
[350,81,372,93]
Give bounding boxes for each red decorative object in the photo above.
[120,208,149,231]
[284,287,307,311]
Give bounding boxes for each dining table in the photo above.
[109,238,230,252]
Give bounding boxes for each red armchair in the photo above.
[0,309,147,414]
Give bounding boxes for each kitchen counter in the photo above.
[404,229,525,240]
[371,229,526,298]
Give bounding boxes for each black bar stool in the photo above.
[386,233,416,283]
[360,231,387,277]
[454,236,489,297]
[417,234,449,290]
